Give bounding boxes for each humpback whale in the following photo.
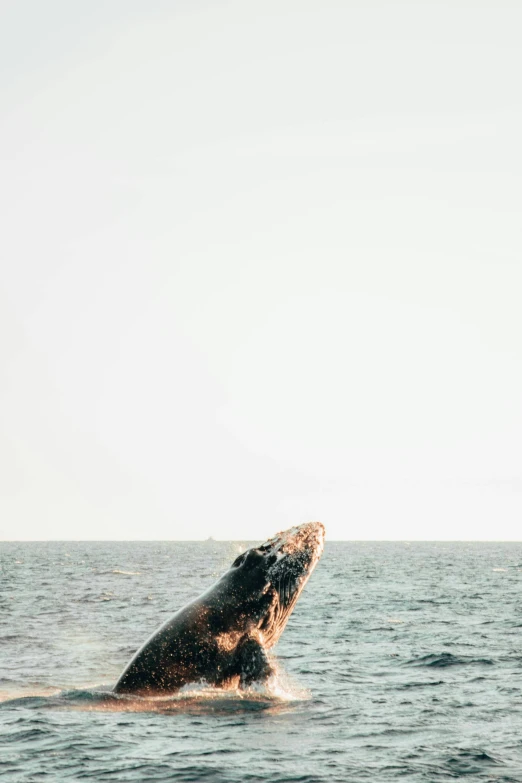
[114,521,325,695]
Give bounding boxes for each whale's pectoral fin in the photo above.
[235,637,273,687]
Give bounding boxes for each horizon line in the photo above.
[2,538,522,544]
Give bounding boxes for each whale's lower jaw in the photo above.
[258,522,325,647]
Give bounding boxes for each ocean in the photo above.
[1,540,522,782]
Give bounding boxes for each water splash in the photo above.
[0,662,308,715]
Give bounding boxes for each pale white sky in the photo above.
[1,0,521,540]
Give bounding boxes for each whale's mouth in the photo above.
[257,522,325,647]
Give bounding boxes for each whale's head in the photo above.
[223,521,325,648]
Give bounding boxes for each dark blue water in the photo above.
[1,541,522,782]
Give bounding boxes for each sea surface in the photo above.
[1,540,522,782]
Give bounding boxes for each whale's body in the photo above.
[114,522,325,695]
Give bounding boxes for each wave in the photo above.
[111,570,141,576]
[445,748,504,773]
[404,652,495,668]
[0,689,297,716]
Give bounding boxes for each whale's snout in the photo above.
[263,521,325,566]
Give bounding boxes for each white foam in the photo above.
[112,570,141,575]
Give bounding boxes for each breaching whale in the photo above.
[114,521,325,695]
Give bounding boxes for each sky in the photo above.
[1,0,521,541]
